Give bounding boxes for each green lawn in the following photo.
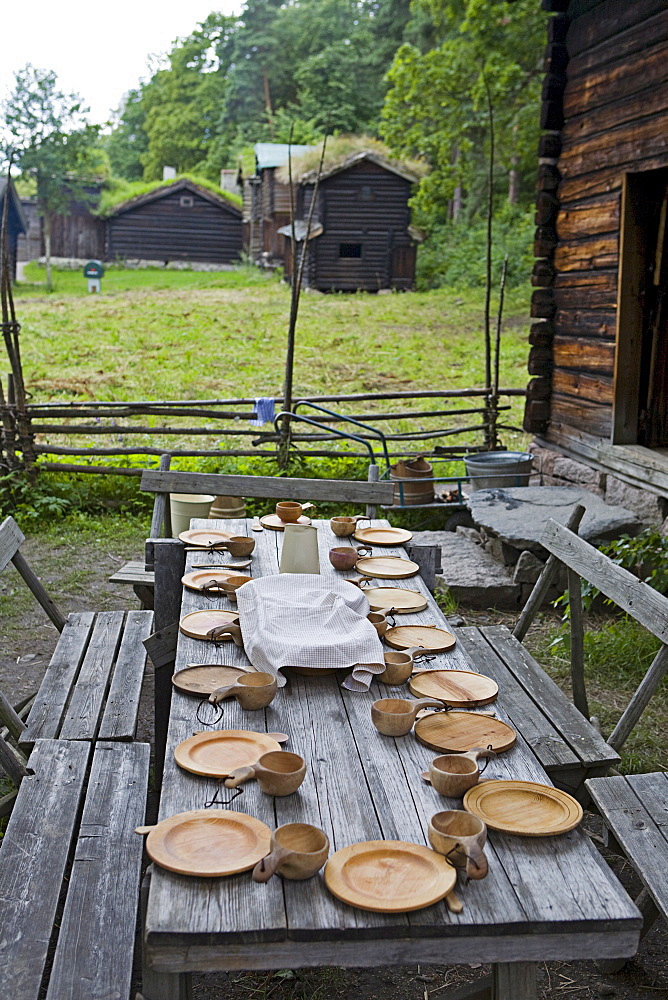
[13,263,532,459]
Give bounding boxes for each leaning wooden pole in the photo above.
[482,70,495,450]
[278,132,328,469]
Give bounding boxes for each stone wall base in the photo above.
[529,444,668,530]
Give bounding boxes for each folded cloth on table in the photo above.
[251,397,276,426]
[234,574,385,691]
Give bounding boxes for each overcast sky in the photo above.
[2,0,242,127]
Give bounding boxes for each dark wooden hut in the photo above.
[106,179,242,265]
[0,178,27,280]
[281,152,419,292]
[242,143,313,261]
[525,0,668,512]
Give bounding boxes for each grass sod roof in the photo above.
[97,175,242,218]
[275,136,427,185]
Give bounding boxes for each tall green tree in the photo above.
[2,65,100,290]
[381,0,545,225]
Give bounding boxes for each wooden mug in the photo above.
[328,546,372,571]
[224,751,306,795]
[424,748,496,797]
[330,515,369,537]
[378,647,427,685]
[209,671,277,708]
[368,611,389,638]
[428,810,488,880]
[276,501,315,523]
[222,536,256,557]
[206,623,244,646]
[221,574,253,602]
[252,823,329,882]
[371,697,444,736]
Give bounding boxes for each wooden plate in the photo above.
[385,624,456,652]
[178,529,232,547]
[464,780,583,836]
[356,556,420,579]
[179,610,240,641]
[172,664,249,696]
[325,840,456,913]
[414,711,516,754]
[364,587,428,614]
[353,526,413,547]
[260,513,311,531]
[174,730,282,778]
[145,810,271,877]
[181,569,238,592]
[410,669,498,707]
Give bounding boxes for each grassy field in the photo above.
[14,262,531,460]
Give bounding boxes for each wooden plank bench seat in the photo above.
[586,772,668,970]
[454,624,620,800]
[0,738,150,1000]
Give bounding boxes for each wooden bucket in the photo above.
[390,457,434,506]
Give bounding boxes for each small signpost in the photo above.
[83,260,104,293]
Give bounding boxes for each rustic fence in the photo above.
[0,386,526,477]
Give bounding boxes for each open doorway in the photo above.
[614,167,668,447]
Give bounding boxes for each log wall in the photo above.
[525,0,668,451]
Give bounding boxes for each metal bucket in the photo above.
[169,494,216,537]
[464,451,534,491]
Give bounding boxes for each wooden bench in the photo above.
[455,504,668,801]
[0,737,149,1000]
[0,516,154,753]
[585,772,668,971]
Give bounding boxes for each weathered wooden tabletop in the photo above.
[144,518,640,992]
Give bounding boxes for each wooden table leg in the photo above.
[139,869,192,1000]
[493,962,536,999]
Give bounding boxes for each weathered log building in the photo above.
[242,143,313,261]
[0,178,27,280]
[106,179,242,265]
[281,152,419,292]
[526,0,668,524]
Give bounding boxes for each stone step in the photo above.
[411,530,521,609]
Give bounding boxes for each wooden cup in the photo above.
[276,501,315,523]
[330,515,369,537]
[252,823,330,882]
[209,671,277,708]
[371,697,445,736]
[220,574,253,602]
[368,611,389,638]
[428,810,488,880]
[425,748,496,798]
[378,647,425,685]
[328,546,372,571]
[223,536,256,557]
[224,751,306,795]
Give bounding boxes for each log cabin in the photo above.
[0,177,27,280]
[242,143,313,262]
[280,151,420,292]
[525,0,668,525]
[106,179,242,265]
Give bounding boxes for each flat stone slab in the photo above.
[465,486,642,552]
[411,530,520,609]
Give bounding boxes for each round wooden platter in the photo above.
[181,569,238,593]
[325,840,456,913]
[363,587,428,614]
[414,711,517,754]
[353,526,413,547]
[178,528,232,547]
[174,730,282,778]
[409,669,498,707]
[355,556,420,579]
[172,664,250,697]
[463,780,583,836]
[385,624,456,653]
[179,609,240,641]
[260,513,311,531]
[145,809,271,877]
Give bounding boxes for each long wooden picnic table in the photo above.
[142,519,640,1000]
